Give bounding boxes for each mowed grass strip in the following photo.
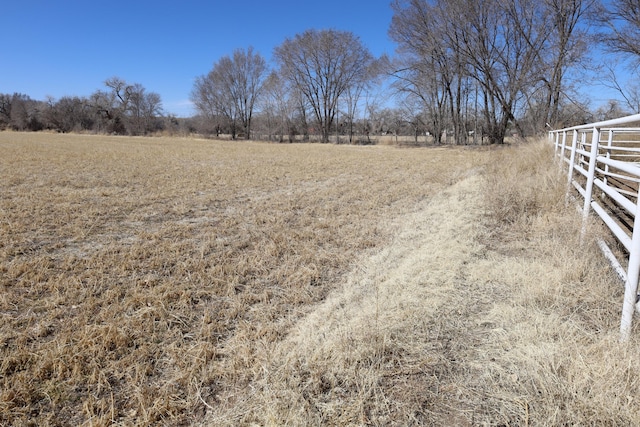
[209,140,640,426]
[0,132,490,425]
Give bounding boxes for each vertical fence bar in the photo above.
[565,130,579,206]
[602,129,614,192]
[582,127,600,224]
[560,131,567,166]
[620,195,640,341]
[578,131,587,170]
[568,130,578,179]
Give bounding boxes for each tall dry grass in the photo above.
[204,173,490,426]
[0,132,490,425]
[470,139,640,425]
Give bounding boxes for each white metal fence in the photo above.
[549,113,640,341]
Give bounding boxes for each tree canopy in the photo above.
[273,29,377,143]
[191,47,268,140]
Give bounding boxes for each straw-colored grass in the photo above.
[201,140,640,426]
[2,133,639,425]
[0,132,488,425]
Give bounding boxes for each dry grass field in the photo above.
[1,132,640,426]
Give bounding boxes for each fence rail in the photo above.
[549,114,640,341]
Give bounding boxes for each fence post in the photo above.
[579,127,600,246]
[620,196,640,341]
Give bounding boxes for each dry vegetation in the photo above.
[1,133,640,426]
[0,132,485,425]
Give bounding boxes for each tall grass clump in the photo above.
[484,140,566,227]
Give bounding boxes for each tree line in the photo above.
[0,77,169,135]
[191,30,385,143]
[3,0,640,144]
[190,0,640,144]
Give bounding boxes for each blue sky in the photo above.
[1,0,397,117]
[1,1,634,117]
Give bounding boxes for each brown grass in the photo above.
[2,133,639,426]
[203,139,640,425]
[0,132,489,425]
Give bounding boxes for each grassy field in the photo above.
[1,132,639,426]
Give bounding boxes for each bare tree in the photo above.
[343,84,363,143]
[601,63,640,112]
[530,0,592,131]
[0,94,13,130]
[89,77,163,135]
[596,0,640,60]
[2,93,44,131]
[89,89,122,134]
[43,96,94,132]
[128,84,163,135]
[391,0,589,143]
[340,57,389,143]
[595,98,631,120]
[594,0,640,114]
[259,71,299,142]
[390,0,479,144]
[457,0,548,142]
[274,29,376,143]
[191,47,267,139]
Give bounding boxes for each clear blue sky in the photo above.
[2,1,633,118]
[1,0,397,117]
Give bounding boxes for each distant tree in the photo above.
[274,29,377,143]
[89,89,122,133]
[259,71,298,142]
[0,94,12,129]
[390,0,590,143]
[452,0,546,142]
[191,47,268,139]
[595,8,640,116]
[595,99,631,121]
[127,84,163,135]
[537,0,592,130]
[390,0,474,144]
[90,77,163,135]
[2,93,44,131]
[601,63,640,113]
[43,96,94,132]
[554,100,594,127]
